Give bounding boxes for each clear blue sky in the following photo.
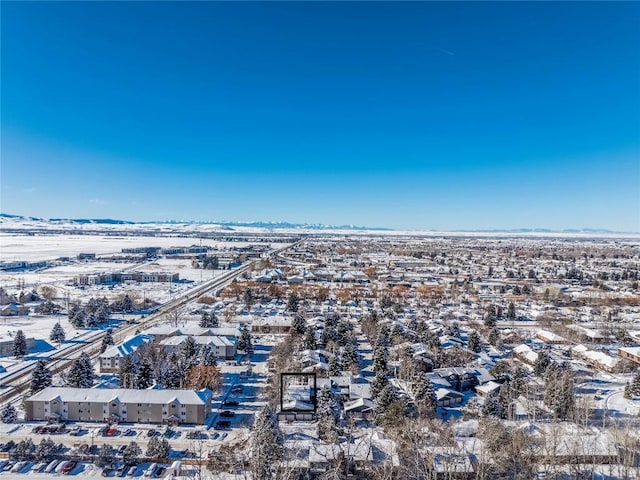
[2,1,639,231]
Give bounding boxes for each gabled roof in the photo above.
[27,387,212,405]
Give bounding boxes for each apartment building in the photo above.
[25,387,213,425]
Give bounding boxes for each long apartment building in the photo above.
[25,387,213,425]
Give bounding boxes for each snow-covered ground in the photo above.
[0,233,264,262]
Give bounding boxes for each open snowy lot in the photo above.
[0,233,281,262]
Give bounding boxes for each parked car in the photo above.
[44,460,60,473]
[62,460,77,475]
[144,463,157,478]
[220,410,235,418]
[123,428,134,436]
[13,461,29,473]
[101,468,111,477]
[223,400,239,407]
[146,429,157,438]
[127,466,137,476]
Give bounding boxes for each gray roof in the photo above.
[27,387,212,405]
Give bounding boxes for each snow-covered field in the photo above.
[0,233,262,262]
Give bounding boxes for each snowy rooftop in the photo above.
[27,386,213,405]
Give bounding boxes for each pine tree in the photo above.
[67,303,80,321]
[136,359,153,389]
[65,352,95,388]
[146,436,170,458]
[12,329,27,358]
[35,438,58,462]
[413,373,437,416]
[374,384,398,419]
[303,327,316,350]
[467,330,482,353]
[342,342,358,369]
[199,344,217,366]
[119,355,137,389]
[291,313,307,335]
[372,345,388,374]
[199,311,218,328]
[625,371,640,398]
[95,444,114,468]
[534,351,552,377]
[328,355,342,376]
[316,384,339,443]
[30,359,52,395]
[180,336,198,365]
[507,302,516,320]
[238,327,253,354]
[49,322,66,344]
[371,372,389,399]
[482,392,502,418]
[14,438,35,461]
[286,291,299,313]
[70,309,87,328]
[0,403,17,423]
[100,329,114,354]
[122,442,141,466]
[250,405,283,480]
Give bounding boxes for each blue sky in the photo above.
[2,2,639,231]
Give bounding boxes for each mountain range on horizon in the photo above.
[0,213,636,235]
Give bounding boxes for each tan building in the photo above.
[25,387,213,425]
[619,346,640,366]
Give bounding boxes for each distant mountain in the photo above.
[0,213,391,231]
[1,213,634,234]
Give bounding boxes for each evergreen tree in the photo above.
[162,353,184,389]
[374,384,398,418]
[30,359,52,395]
[12,329,27,358]
[243,288,255,309]
[35,438,58,463]
[372,345,388,374]
[413,373,437,416]
[70,309,87,328]
[467,330,482,353]
[316,384,339,443]
[488,328,501,347]
[544,367,575,420]
[14,438,35,461]
[65,352,95,388]
[303,327,316,350]
[100,329,114,354]
[286,291,299,313]
[180,336,198,365]
[250,405,283,480]
[328,355,342,376]
[95,444,114,468]
[199,344,218,366]
[122,442,141,466]
[484,305,497,328]
[119,355,137,389]
[146,436,170,458]
[482,392,502,418]
[136,359,154,389]
[67,303,80,321]
[534,351,552,377]
[238,327,253,354]
[624,371,640,398]
[49,322,66,344]
[0,403,17,423]
[291,313,307,335]
[200,311,219,328]
[371,372,389,399]
[507,302,516,320]
[342,342,359,369]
